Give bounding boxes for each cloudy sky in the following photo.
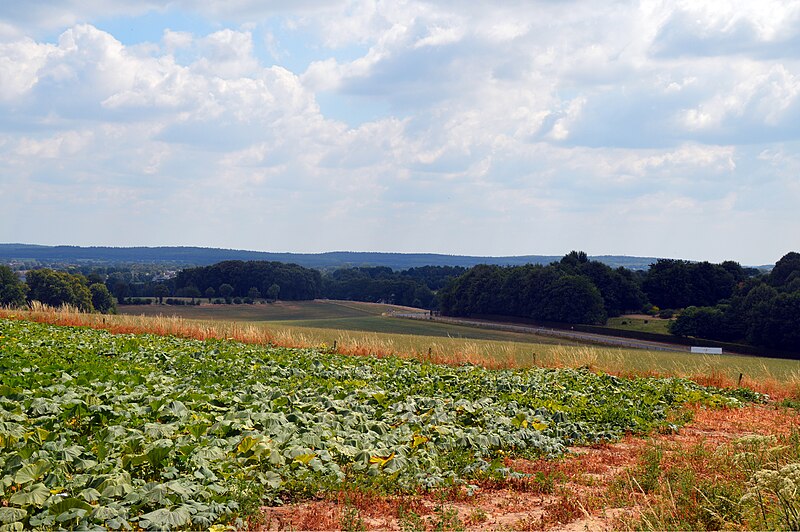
[1,1,799,265]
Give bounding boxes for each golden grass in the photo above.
[3,304,800,397]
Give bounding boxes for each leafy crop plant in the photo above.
[0,319,757,529]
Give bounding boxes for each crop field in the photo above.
[117,300,578,346]
[114,302,800,384]
[118,300,401,323]
[0,317,762,530]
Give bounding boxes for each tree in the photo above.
[669,306,727,339]
[770,252,800,288]
[536,275,607,324]
[219,283,234,303]
[247,286,261,300]
[205,287,215,302]
[154,284,170,304]
[0,265,27,307]
[90,283,116,313]
[111,280,130,302]
[177,285,202,302]
[26,269,93,312]
[266,283,280,302]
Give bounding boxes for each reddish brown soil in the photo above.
[253,404,800,531]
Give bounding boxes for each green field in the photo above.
[117,300,578,346]
[605,315,673,335]
[0,318,756,529]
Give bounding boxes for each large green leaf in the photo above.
[13,460,50,485]
[138,506,191,529]
[48,497,93,515]
[0,508,26,525]
[8,482,49,507]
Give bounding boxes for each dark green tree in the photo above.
[205,287,215,302]
[26,269,93,312]
[266,283,280,302]
[0,265,27,308]
[90,283,116,313]
[154,284,170,304]
[669,306,727,339]
[178,285,202,302]
[770,252,800,287]
[219,283,234,298]
[537,275,607,324]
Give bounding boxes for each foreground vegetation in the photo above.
[614,425,800,530]
[0,317,758,529]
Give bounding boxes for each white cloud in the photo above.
[1,2,799,263]
[15,130,93,158]
[192,29,259,78]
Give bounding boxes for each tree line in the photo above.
[174,261,322,302]
[439,251,646,324]
[5,251,798,352]
[668,252,800,351]
[172,262,466,308]
[0,266,115,313]
[320,266,466,308]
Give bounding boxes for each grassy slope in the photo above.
[606,316,673,335]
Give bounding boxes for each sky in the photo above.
[1,1,799,265]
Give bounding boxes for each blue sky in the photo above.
[1,1,799,265]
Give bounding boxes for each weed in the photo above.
[340,505,367,532]
[542,489,589,527]
[398,501,426,532]
[431,504,464,532]
[465,507,488,526]
[634,445,663,494]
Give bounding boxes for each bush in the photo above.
[125,298,152,305]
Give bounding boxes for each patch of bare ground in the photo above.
[253,404,799,531]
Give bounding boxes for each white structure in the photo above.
[691,346,723,354]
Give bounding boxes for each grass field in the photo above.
[606,315,673,335]
[117,300,578,345]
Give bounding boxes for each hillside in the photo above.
[0,243,664,270]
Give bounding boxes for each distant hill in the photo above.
[0,243,664,270]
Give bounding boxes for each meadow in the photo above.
[605,315,673,335]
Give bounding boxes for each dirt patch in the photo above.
[255,404,799,531]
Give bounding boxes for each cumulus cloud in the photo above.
[1,1,799,263]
